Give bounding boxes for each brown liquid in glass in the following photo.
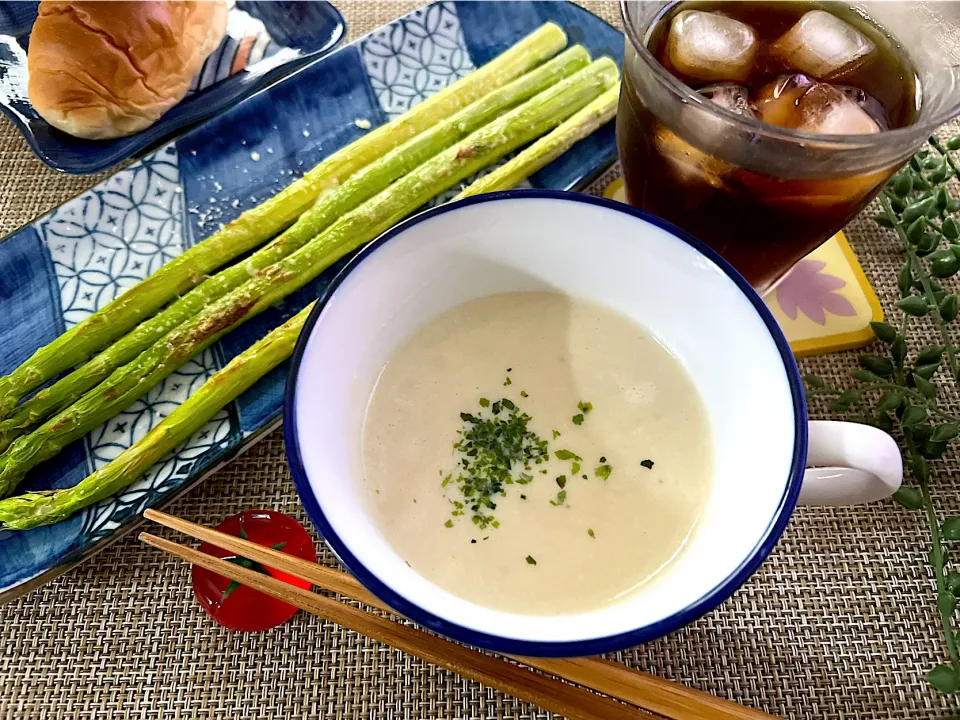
[616,1,919,291]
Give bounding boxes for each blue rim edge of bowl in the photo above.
[283,189,809,657]
[0,4,346,175]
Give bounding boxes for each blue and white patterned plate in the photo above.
[0,0,623,602]
[0,1,346,174]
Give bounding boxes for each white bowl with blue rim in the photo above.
[284,190,902,656]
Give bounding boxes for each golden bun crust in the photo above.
[27,1,228,140]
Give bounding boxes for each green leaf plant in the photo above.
[805,135,960,695]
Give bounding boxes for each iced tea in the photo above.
[617,1,920,291]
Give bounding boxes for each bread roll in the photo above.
[27,1,228,140]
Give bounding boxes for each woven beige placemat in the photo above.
[0,2,958,718]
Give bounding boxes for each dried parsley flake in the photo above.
[443,398,549,530]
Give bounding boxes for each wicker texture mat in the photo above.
[0,2,958,718]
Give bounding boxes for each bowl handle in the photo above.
[798,420,903,506]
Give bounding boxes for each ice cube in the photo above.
[797,84,881,135]
[838,86,889,130]
[770,10,875,79]
[670,85,754,175]
[699,83,754,117]
[753,74,815,127]
[654,126,729,189]
[753,79,880,135]
[666,11,758,83]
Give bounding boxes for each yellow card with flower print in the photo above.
[602,177,883,357]
[762,232,883,356]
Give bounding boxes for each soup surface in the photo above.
[360,291,713,615]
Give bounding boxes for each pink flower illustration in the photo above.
[775,259,856,325]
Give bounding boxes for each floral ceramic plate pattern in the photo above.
[0,0,623,601]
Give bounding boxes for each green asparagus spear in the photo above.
[0,23,568,419]
[0,305,315,530]
[0,58,620,498]
[455,84,621,198]
[0,47,591,453]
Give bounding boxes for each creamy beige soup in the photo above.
[361,291,713,615]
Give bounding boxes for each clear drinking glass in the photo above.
[618,1,960,292]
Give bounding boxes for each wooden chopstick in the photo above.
[145,509,385,607]
[522,657,775,720]
[143,509,777,720]
[140,530,655,720]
